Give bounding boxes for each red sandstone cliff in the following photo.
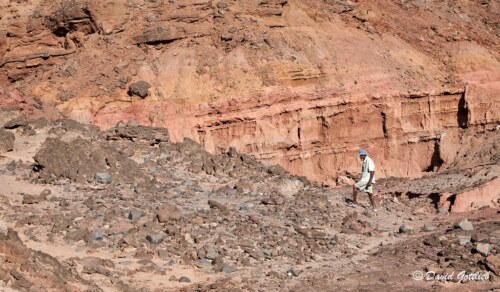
[0,0,499,184]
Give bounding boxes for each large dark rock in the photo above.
[128,81,151,98]
[3,118,27,129]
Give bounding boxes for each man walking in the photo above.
[352,149,376,210]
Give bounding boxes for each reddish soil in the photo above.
[0,0,499,291]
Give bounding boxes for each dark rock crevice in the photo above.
[457,92,469,129]
[425,139,444,172]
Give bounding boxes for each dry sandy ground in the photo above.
[0,121,498,291]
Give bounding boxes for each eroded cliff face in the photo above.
[189,84,499,185]
[0,0,499,184]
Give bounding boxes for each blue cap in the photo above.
[358,149,368,156]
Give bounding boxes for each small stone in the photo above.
[438,208,449,214]
[145,13,157,22]
[471,233,490,243]
[217,1,228,9]
[438,235,448,242]
[484,255,500,276]
[95,173,112,184]
[204,246,219,260]
[423,224,437,232]
[157,204,181,223]
[399,224,413,234]
[458,236,471,246]
[454,219,473,231]
[22,194,40,204]
[114,61,129,73]
[157,249,170,259]
[287,268,299,277]
[489,230,500,245]
[183,179,194,186]
[194,259,212,269]
[222,265,237,273]
[128,81,151,98]
[476,243,491,257]
[179,276,191,283]
[119,260,133,266]
[184,233,194,244]
[127,210,144,220]
[146,234,165,245]
[109,221,133,235]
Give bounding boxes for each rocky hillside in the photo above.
[0,119,498,291]
[1,0,499,185]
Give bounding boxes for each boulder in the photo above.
[127,210,144,220]
[95,173,112,184]
[485,255,500,276]
[146,234,165,245]
[471,233,490,243]
[454,219,474,231]
[399,224,413,234]
[128,81,151,98]
[475,243,491,257]
[3,118,27,129]
[157,204,181,223]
